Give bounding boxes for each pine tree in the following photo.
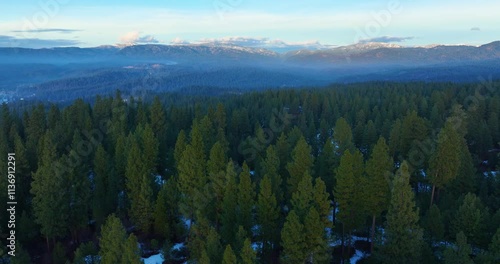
[173,130,187,170]
[240,238,257,264]
[99,215,127,264]
[65,131,92,241]
[423,204,444,242]
[141,123,159,176]
[452,193,484,245]
[199,249,211,264]
[207,141,228,225]
[364,137,392,252]
[206,227,223,264]
[449,137,477,196]
[93,145,116,227]
[286,136,313,200]
[429,121,461,206]
[114,134,127,195]
[304,207,330,264]
[208,141,227,175]
[149,96,168,174]
[221,161,238,246]
[188,216,212,261]
[123,234,142,264]
[281,210,306,264]
[234,226,248,257]
[333,117,355,155]
[12,133,31,212]
[222,245,237,264]
[401,111,429,156]
[178,123,206,226]
[262,145,283,204]
[125,137,154,233]
[381,161,423,264]
[443,232,473,264]
[275,132,290,178]
[334,149,364,254]
[133,170,154,233]
[31,131,68,249]
[153,184,171,239]
[256,174,280,262]
[238,162,255,233]
[313,177,332,229]
[316,138,336,196]
[290,171,314,221]
[73,242,98,264]
[489,228,500,262]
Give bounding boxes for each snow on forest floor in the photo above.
[142,253,164,264]
[350,249,364,263]
[329,234,370,264]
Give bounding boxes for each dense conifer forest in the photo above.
[1,80,500,263]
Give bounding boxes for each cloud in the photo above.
[170,37,191,45]
[11,28,82,34]
[0,35,81,48]
[120,31,159,45]
[170,36,336,52]
[470,27,481,31]
[359,36,415,44]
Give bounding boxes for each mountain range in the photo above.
[1,41,499,102]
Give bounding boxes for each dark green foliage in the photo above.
[93,145,117,227]
[222,245,237,264]
[99,215,142,264]
[489,228,500,262]
[256,174,280,261]
[380,161,423,264]
[10,243,32,264]
[3,80,500,263]
[240,238,257,264]
[423,204,445,242]
[31,131,69,244]
[52,242,66,264]
[333,117,355,155]
[443,232,474,264]
[429,121,462,205]
[281,210,306,264]
[99,215,127,264]
[304,207,330,263]
[221,161,238,246]
[237,162,255,233]
[262,145,283,204]
[73,242,98,264]
[334,149,364,232]
[364,137,393,251]
[452,193,486,245]
[286,136,313,200]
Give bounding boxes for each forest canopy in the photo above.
[1,80,500,263]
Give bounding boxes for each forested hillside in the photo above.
[1,80,500,263]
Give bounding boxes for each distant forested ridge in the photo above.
[1,80,500,263]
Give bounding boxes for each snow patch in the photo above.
[350,250,364,264]
[142,253,164,264]
[155,175,165,185]
[251,242,262,251]
[172,243,184,251]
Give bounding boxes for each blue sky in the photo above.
[0,0,498,49]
